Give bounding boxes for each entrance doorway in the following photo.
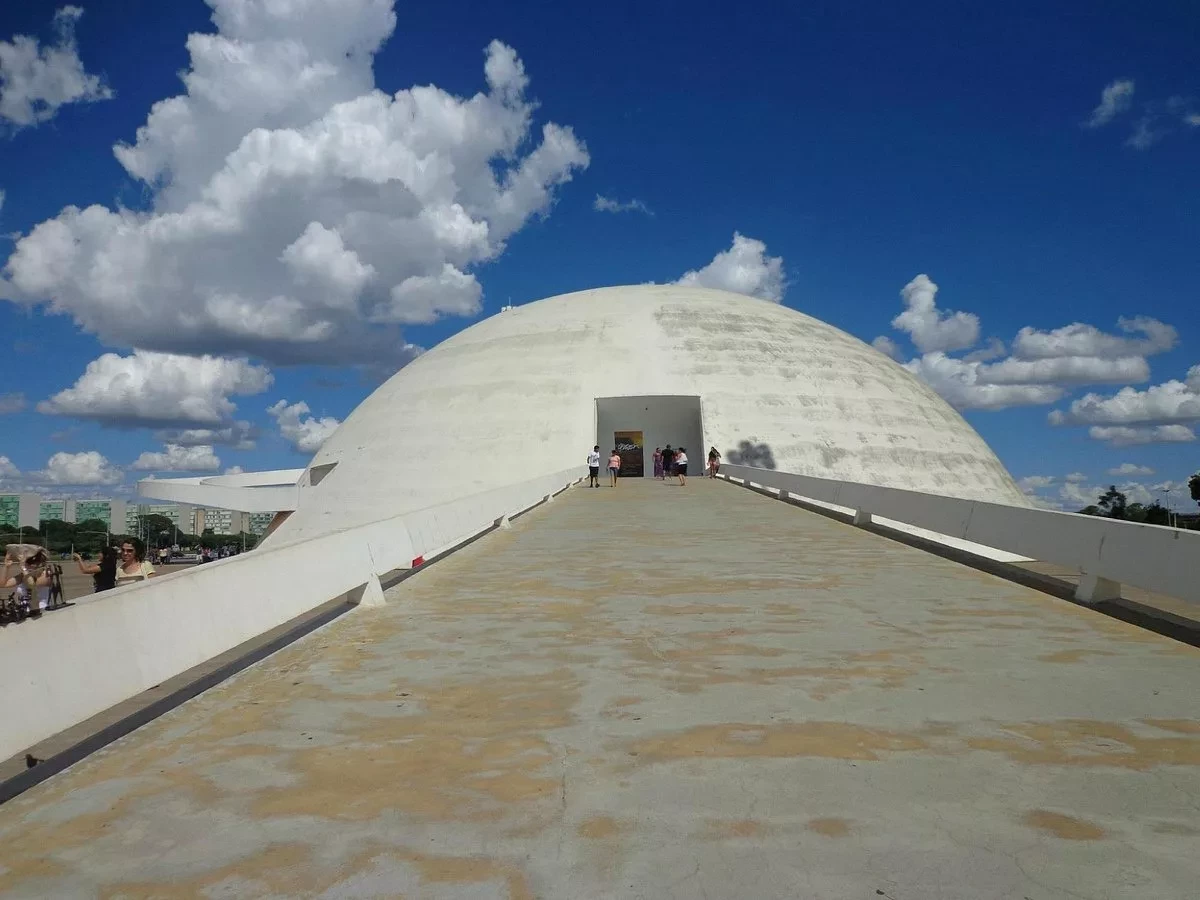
[613,431,645,477]
[595,396,705,477]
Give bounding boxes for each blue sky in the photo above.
[0,0,1196,512]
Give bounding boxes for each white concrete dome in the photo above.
[271,285,1027,546]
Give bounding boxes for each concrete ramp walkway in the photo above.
[1,479,1197,899]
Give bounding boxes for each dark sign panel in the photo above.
[614,431,644,477]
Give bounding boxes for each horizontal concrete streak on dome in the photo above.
[269,286,1027,547]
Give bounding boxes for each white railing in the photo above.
[718,464,1198,607]
[0,467,584,763]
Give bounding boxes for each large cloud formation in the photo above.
[2,0,588,366]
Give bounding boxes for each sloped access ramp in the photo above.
[0,479,1197,899]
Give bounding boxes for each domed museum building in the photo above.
[253,285,1027,546]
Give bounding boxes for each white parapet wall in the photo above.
[720,464,1199,607]
[0,467,584,763]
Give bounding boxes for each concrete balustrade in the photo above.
[0,467,584,763]
[720,463,1198,607]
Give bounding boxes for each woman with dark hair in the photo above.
[707,446,721,478]
[73,546,118,592]
[116,539,156,585]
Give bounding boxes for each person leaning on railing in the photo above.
[73,546,118,592]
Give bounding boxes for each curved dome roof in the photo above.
[271,285,1027,545]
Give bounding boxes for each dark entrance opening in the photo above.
[594,396,705,477]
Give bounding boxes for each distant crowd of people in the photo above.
[586,443,722,488]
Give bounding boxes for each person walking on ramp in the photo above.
[707,446,721,478]
[587,446,601,488]
[608,448,621,487]
[675,447,689,486]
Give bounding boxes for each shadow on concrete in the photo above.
[725,440,776,469]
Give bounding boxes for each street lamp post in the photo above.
[1159,488,1175,528]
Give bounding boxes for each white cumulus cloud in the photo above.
[1049,365,1200,427]
[0,6,113,128]
[674,233,785,302]
[2,1,588,365]
[1087,425,1196,447]
[153,422,257,450]
[1108,462,1154,476]
[1016,475,1056,493]
[963,337,1006,363]
[0,455,19,480]
[39,350,273,426]
[1085,79,1134,128]
[871,335,902,361]
[891,274,979,354]
[268,399,340,454]
[1011,317,1176,360]
[903,353,1064,411]
[975,355,1149,386]
[878,274,1179,414]
[34,450,121,486]
[131,443,221,472]
[594,195,652,215]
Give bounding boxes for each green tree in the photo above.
[1097,486,1128,520]
[133,514,182,549]
[1190,473,1200,508]
[38,518,75,551]
[1142,501,1170,526]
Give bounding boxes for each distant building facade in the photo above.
[1,494,274,537]
[0,494,41,531]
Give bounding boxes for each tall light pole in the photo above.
[1159,488,1175,528]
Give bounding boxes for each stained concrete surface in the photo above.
[0,479,1197,899]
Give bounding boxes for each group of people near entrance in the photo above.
[587,443,722,488]
[653,446,690,484]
